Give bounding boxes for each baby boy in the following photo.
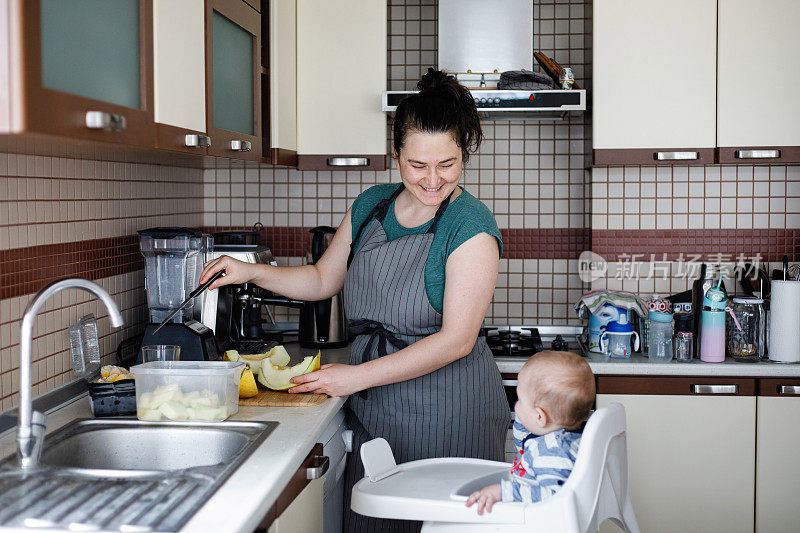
[467,350,596,514]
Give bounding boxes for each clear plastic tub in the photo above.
[131,361,244,422]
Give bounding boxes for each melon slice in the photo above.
[224,345,291,375]
[257,351,321,391]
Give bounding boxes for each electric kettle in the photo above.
[298,226,349,348]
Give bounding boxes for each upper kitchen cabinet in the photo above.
[206,0,262,161]
[593,0,717,165]
[264,0,298,166]
[717,0,800,164]
[153,0,209,154]
[295,0,387,171]
[0,0,155,147]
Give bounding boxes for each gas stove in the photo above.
[483,325,584,359]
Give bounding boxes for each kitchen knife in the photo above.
[152,270,225,335]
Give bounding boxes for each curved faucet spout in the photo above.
[18,278,124,469]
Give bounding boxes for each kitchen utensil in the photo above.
[767,280,800,363]
[69,314,100,380]
[783,255,789,280]
[141,344,181,362]
[138,228,219,362]
[130,361,245,421]
[788,263,800,281]
[647,311,673,362]
[700,275,727,363]
[238,389,328,407]
[152,270,225,335]
[212,222,264,246]
[727,296,765,362]
[600,314,639,359]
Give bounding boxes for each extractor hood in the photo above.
[382,0,586,120]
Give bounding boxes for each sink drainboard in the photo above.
[0,469,211,531]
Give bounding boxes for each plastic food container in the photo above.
[88,379,137,417]
[131,361,244,422]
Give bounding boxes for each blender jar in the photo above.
[138,228,204,324]
[727,296,765,362]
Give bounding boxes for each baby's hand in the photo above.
[465,483,501,515]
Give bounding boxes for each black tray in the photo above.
[88,379,136,417]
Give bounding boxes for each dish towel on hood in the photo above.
[574,290,649,320]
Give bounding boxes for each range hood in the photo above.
[382,0,586,120]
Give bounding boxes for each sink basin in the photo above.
[42,419,257,471]
[0,418,278,532]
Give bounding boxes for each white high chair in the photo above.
[351,403,640,533]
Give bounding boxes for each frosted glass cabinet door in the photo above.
[717,0,800,163]
[593,0,717,164]
[3,0,155,146]
[206,0,261,161]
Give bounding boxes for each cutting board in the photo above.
[239,388,328,407]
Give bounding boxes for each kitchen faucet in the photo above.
[17,278,124,469]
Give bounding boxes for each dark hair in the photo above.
[392,68,483,163]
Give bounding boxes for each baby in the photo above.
[466,350,596,515]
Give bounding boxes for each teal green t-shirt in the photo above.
[350,183,503,314]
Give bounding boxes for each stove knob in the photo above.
[551,335,568,352]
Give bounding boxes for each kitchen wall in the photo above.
[0,149,204,410]
[204,0,594,326]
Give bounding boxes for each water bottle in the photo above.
[648,311,673,362]
[700,275,727,362]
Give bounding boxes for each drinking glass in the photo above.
[141,345,181,362]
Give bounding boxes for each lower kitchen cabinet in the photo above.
[596,377,756,533]
[756,379,800,533]
[256,443,325,533]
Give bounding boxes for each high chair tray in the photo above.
[351,457,527,524]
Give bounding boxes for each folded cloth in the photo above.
[574,290,648,320]
[498,70,556,90]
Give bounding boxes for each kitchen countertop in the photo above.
[496,352,800,376]
[0,345,352,533]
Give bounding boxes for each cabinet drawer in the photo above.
[758,378,800,397]
[257,443,324,531]
[596,375,757,396]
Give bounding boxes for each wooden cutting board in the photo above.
[239,388,328,407]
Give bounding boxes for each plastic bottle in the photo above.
[648,311,674,362]
[700,275,727,363]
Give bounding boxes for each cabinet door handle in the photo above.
[85,111,126,132]
[230,139,252,151]
[735,149,780,159]
[655,151,699,161]
[306,455,329,480]
[779,385,800,395]
[691,384,738,394]
[501,379,518,387]
[327,157,369,167]
[185,134,211,148]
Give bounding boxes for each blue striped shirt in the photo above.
[501,416,582,503]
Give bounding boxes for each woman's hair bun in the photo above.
[417,68,453,92]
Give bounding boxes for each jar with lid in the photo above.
[648,311,674,362]
[727,296,765,362]
[673,313,694,362]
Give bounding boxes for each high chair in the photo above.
[351,402,640,533]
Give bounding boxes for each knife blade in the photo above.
[152,270,225,335]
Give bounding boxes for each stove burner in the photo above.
[483,327,544,357]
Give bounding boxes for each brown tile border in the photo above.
[0,236,142,300]
[593,229,800,262]
[501,228,590,259]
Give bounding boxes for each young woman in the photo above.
[199,69,508,532]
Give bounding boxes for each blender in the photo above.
[137,227,219,362]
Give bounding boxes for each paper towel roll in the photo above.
[769,280,800,363]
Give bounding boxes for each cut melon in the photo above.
[224,345,292,375]
[257,351,321,391]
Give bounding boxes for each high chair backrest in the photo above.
[552,402,631,532]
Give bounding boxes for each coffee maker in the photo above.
[138,227,219,362]
[196,227,281,354]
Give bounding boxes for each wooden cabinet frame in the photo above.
[205,0,262,161]
[3,0,155,147]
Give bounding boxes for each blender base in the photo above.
[137,321,220,363]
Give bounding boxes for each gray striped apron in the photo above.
[342,184,508,533]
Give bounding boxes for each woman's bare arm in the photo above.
[290,232,500,395]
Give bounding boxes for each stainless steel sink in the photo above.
[0,418,278,532]
[41,419,257,471]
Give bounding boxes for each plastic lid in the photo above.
[649,311,673,322]
[606,316,634,333]
[138,227,203,239]
[732,296,764,304]
[131,361,244,375]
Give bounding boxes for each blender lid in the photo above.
[138,227,203,239]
